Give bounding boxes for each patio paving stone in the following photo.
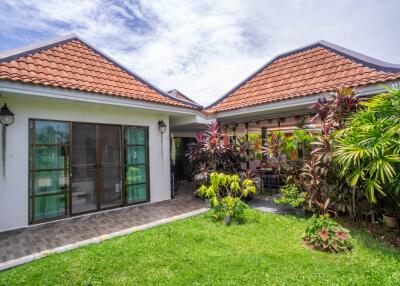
[0,183,205,265]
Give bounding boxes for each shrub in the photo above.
[334,86,400,207]
[274,184,305,208]
[197,172,256,224]
[303,214,353,253]
[186,122,241,176]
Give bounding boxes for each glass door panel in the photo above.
[71,123,97,214]
[99,125,122,208]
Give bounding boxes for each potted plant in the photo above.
[383,209,400,229]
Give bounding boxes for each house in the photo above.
[0,34,399,232]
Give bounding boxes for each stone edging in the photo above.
[0,207,209,272]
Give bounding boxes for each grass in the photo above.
[0,209,399,286]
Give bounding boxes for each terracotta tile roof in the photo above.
[207,41,400,113]
[0,35,200,109]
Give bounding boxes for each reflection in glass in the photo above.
[127,184,147,203]
[34,146,69,170]
[34,170,69,195]
[125,127,145,145]
[125,146,145,165]
[35,121,69,145]
[126,165,146,185]
[34,194,66,221]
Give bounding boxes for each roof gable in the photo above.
[207,41,400,113]
[0,34,201,109]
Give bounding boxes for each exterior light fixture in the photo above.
[158,120,167,134]
[0,104,14,126]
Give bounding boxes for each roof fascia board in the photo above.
[215,94,323,119]
[214,81,400,119]
[0,80,201,116]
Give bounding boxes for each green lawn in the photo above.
[1,210,399,286]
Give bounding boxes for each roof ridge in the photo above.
[167,88,200,105]
[0,34,78,63]
[0,34,202,109]
[206,40,400,110]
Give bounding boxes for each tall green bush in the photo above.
[334,86,400,206]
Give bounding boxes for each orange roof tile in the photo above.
[0,35,200,109]
[207,41,400,113]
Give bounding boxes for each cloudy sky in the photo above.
[0,0,399,106]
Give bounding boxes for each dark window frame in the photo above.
[123,126,150,205]
[29,119,150,225]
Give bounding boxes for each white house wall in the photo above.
[0,94,171,232]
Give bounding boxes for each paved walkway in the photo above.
[248,194,292,214]
[0,183,206,268]
[0,183,289,270]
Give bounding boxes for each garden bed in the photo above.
[338,218,400,250]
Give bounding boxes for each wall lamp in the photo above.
[0,103,14,126]
[158,120,167,134]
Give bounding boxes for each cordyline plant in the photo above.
[186,122,241,177]
[197,172,256,224]
[301,87,359,213]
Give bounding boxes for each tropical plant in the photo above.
[303,214,353,253]
[300,87,359,214]
[334,86,400,208]
[186,122,241,176]
[197,172,256,224]
[274,184,306,208]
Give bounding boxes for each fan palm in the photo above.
[334,86,400,205]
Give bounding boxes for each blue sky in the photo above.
[0,0,399,105]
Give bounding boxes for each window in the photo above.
[29,120,70,223]
[29,120,150,224]
[124,126,149,204]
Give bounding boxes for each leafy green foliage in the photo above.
[274,184,305,208]
[197,172,256,224]
[304,214,353,253]
[334,86,400,206]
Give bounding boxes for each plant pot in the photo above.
[293,207,305,217]
[224,216,232,225]
[383,215,399,229]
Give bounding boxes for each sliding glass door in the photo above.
[29,120,148,224]
[71,123,97,214]
[71,123,122,214]
[99,125,122,208]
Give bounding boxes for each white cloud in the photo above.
[0,0,399,106]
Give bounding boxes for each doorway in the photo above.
[71,123,122,214]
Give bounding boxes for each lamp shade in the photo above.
[0,104,14,126]
[158,120,167,133]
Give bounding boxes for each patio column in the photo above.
[261,126,267,161]
[245,122,249,169]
